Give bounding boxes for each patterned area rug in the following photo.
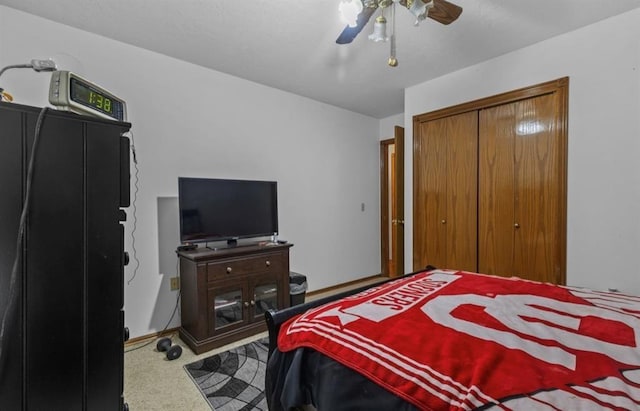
[184,338,269,411]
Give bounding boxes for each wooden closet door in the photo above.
[514,93,564,283]
[414,117,448,269]
[479,93,564,283]
[413,111,477,271]
[478,104,516,277]
[446,112,478,271]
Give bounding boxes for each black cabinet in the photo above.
[0,102,130,410]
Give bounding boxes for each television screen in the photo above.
[178,177,278,244]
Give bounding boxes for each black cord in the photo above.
[118,131,181,353]
[125,130,140,285]
[0,106,49,373]
[120,129,181,353]
[124,290,181,353]
[124,257,182,353]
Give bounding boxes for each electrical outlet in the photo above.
[170,277,180,291]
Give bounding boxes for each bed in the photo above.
[265,268,640,410]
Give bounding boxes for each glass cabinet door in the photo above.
[253,283,278,317]
[212,288,244,331]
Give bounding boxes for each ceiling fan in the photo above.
[336,0,463,66]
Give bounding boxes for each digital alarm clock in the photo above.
[49,71,127,121]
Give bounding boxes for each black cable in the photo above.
[0,106,49,374]
[118,131,181,353]
[124,130,140,285]
[124,290,181,353]
[124,257,182,353]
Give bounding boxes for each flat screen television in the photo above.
[178,177,278,245]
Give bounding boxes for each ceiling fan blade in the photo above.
[427,0,462,25]
[336,6,377,44]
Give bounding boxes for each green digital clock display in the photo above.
[49,71,127,121]
[70,77,122,118]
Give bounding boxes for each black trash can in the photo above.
[289,271,308,306]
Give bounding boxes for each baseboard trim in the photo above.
[306,273,386,298]
[125,326,180,348]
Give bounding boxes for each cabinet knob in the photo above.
[244,301,250,308]
[514,223,520,229]
[226,266,232,273]
[441,219,446,224]
[265,260,271,267]
[250,300,255,306]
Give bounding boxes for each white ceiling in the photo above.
[2,0,640,118]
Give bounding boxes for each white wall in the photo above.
[0,6,381,338]
[405,8,640,294]
[379,113,404,140]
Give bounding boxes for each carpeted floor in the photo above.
[124,276,385,410]
[124,332,267,411]
[184,338,269,411]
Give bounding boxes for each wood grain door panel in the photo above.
[413,78,567,284]
[414,119,448,270]
[446,111,478,271]
[513,93,562,283]
[479,104,516,277]
[479,91,565,283]
[413,111,477,271]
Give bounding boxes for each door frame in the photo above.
[380,126,405,278]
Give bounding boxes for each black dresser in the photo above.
[0,101,130,410]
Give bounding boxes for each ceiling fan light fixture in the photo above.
[388,2,398,67]
[334,0,462,65]
[368,15,388,42]
[339,0,364,28]
[407,0,434,26]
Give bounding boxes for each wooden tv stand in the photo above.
[176,243,292,354]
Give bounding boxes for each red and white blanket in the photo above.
[278,270,640,410]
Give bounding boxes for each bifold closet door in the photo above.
[413,111,477,272]
[479,92,565,284]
